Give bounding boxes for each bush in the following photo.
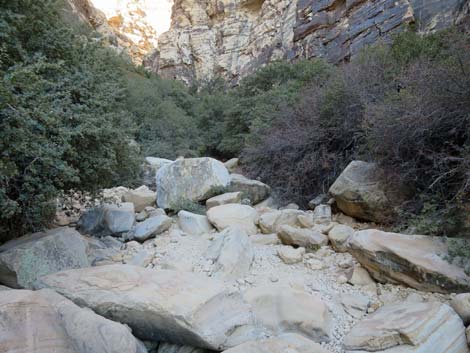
[0,0,139,240]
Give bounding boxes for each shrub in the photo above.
[0,0,139,240]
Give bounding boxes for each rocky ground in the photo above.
[1,157,470,353]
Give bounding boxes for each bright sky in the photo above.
[90,0,173,35]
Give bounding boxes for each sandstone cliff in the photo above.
[67,0,159,65]
[151,0,468,83]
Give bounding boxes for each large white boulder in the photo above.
[207,204,258,235]
[222,334,331,353]
[0,227,89,289]
[278,225,328,251]
[178,210,214,235]
[329,161,397,223]
[343,301,469,352]
[243,285,332,343]
[0,289,146,353]
[451,293,470,325]
[34,265,259,350]
[328,224,354,253]
[206,227,254,280]
[347,229,470,293]
[156,158,230,209]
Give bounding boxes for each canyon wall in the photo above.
[151,0,468,83]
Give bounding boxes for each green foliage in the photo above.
[0,0,139,240]
[170,198,206,215]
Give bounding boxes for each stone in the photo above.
[156,158,231,209]
[207,204,258,235]
[123,185,156,212]
[280,203,300,210]
[253,197,278,209]
[308,194,328,210]
[312,204,332,224]
[297,214,315,228]
[104,202,136,234]
[129,249,154,267]
[328,224,354,252]
[250,233,281,245]
[329,161,397,223]
[130,215,172,242]
[206,226,254,280]
[277,246,305,264]
[347,229,470,293]
[278,225,328,251]
[222,334,331,353]
[451,293,470,325]
[0,227,89,289]
[343,301,469,352]
[0,289,147,353]
[340,293,370,318]
[224,158,239,172]
[35,265,259,350]
[85,235,122,266]
[259,209,304,234]
[178,210,214,235]
[227,174,271,205]
[142,157,173,189]
[348,265,375,287]
[206,192,242,209]
[243,285,332,342]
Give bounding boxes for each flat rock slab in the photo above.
[156,158,230,209]
[178,210,213,235]
[0,289,146,353]
[131,215,172,242]
[222,334,332,353]
[243,285,332,343]
[207,204,258,235]
[0,227,89,289]
[347,230,470,293]
[344,301,469,352]
[34,265,258,350]
[227,174,271,205]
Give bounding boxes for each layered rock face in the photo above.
[152,0,466,83]
[68,0,161,64]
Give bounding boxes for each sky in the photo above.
[90,0,173,35]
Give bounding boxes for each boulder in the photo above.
[328,224,354,252]
[312,204,332,224]
[259,209,304,234]
[85,235,122,266]
[156,158,230,209]
[451,293,470,325]
[130,215,172,242]
[227,174,271,204]
[308,194,328,210]
[253,196,278,209]
[277,246,305,264]
[222,334,331,353]
[329,161,396,223]
[340,293,370,318]
[123,185,156,212]
[207,204,258,235]
[143,157,173,189]
[224,158,239,172]
[347,265,375,287]
[206,192,242,209]
[347,229,470,293]
[343,301,469,352]
[35,265,258,350]
[0,289,146,353]
[278,225,328,251]
[104,202,136,234]
[243,285,332,342]
[178,211,213,235]
[0,227,89,289]
[206,227,254,279]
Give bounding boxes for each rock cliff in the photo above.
[151,0,467,83]
[67,0,159,65]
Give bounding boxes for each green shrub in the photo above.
[0,0,139,240]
